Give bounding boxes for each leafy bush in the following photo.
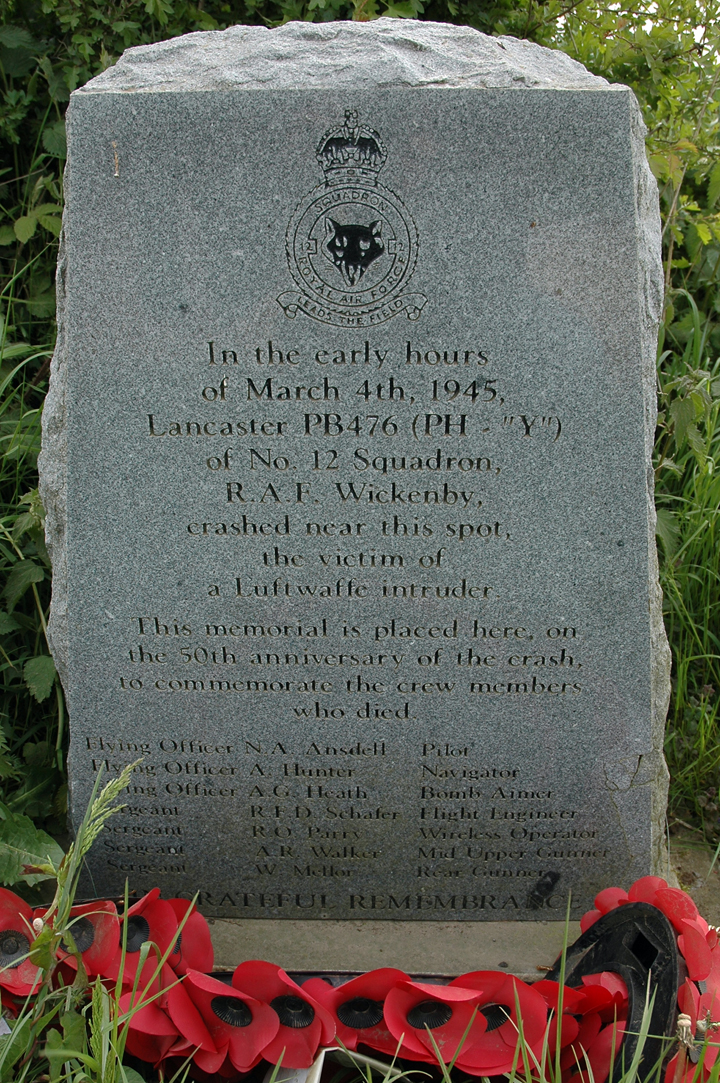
[0,0,718,840]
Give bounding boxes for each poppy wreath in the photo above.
[579,876,720,1083]
[0,878,714,1082]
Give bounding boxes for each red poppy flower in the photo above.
[162,975,217,1056]
[578,974,628,1024]
[232,961,334,1068]
[627,876,667,904]
[448,972,548,1074]
[559,976,627,1083]
[303,968,408,1054]
[534,981,587,1017]
[167,969,278,1072]
[579,876,671,933]
[166,899,214,975]
[119,990,180,1065]
[579,910,601,933]
[34,901,119,979]
[162,1034,237,1076]
[678,919,713,981]
[594,888,629,914]
[560,1013,603,1073]
[105,889,178,984]
[566,1020,626,1083]
[654,888,700,933]
[678,977,700,1022]
[705,948,720,1001]
[0,886,41,996]
[384,980,485,1064]
[533,981,588,1056]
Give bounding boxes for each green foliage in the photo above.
[0,799,63,884]
[0,0,718,839]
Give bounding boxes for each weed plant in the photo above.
[0,0,719,857]
[0,763,204,1083]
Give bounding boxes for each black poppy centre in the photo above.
[407,1000,453,1029]
[124,915,151,953]
[61,915,95,954]
[0,929,29,969]
[480,1004,511,1032]
[211,996,253,1028]
[271,995,315,1028]
[337,997,384,1029]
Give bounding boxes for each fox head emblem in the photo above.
[322,218,384,287]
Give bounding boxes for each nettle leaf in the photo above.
[23,740,50,766]
[0,26,37,79]
[25,288,56,318]
[0,225,15,246]
[43,1026,88,1082]
[13,215,36,243]
[0,26,36,50]
[12,511,38,540]
[3,559,44,610]
[0,612,20,635]
[670,396,695,448]
[24,655,56,702]
[0,754,19,783]
[39,215,62,237]
[0,806,64,886]
[37,57,69,102]
[61,1011,87,1053]
[19,487,46,524]
[686,422,706,455]
[691,387,711,411]
[42,121,67,159]
[656,507,680,560]
[648,153,667,180]
[695,221,712,245]
[0,46,36,79]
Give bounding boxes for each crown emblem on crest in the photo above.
[316,109,388,185]
[277,109,427,327]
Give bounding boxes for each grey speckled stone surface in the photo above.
[80,20,611,93]
[40,19,670,934]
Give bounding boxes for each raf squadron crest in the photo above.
[277,110,427,328]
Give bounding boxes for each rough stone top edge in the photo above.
[76,19,616,94]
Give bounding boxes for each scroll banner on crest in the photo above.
[276,291,428,327]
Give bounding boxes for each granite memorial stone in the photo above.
[40,19,671,930]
